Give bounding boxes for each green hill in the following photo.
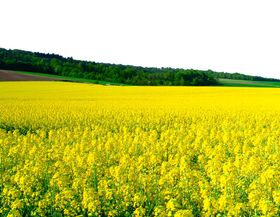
[1,48,279,86]
[218,78,280,88]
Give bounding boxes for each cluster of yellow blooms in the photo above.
[0,82,280,216]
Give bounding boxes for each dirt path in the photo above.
[0,70,61,81]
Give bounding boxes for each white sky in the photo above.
[1,0,280,79]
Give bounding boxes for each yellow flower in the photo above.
[1,82,280,216]
[174,210,193,217]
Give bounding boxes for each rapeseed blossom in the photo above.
[0,82,280,216]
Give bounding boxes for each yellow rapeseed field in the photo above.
[0,82,280,217]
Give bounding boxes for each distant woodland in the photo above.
[0,48,279,85]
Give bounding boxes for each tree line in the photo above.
[206,70,280,82]
[0,48,278,85]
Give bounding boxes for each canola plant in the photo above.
[0,82,280,216]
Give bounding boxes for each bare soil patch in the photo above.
[0,70,61,81]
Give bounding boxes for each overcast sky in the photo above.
[1,0,280,78]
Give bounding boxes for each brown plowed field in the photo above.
[0,70,61,81]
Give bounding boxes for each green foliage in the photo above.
[1,48,278,85]
[207,70,280,82]
[0,48,217,86]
